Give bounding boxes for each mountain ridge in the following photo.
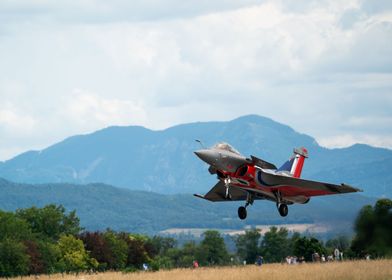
[0,115,391,197]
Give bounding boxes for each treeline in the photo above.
[238,198,392,261]
[0,199,391,277]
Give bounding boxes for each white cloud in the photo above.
[317,134,392,149]
[0,0,269,24]
[0,108,38,160]
[0,0,391,160]
[0,109,36,135]
[344,116,392,129]
[62,89,147,128]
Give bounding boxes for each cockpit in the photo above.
[212,142,241,155]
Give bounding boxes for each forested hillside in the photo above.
[0,178,375,234]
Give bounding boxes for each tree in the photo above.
[288,232,301,255]
[351,198,392,257]
[38,241,62,274]
[325,236,350,253]
[103,231,128,269]
[24,240,45,274]
[351,204,374,256]
[293,236,326,262]
[58,234,98,272]
[198,230,229,266]
[79,231,113,271]
[260,227,290,263]
[150,236,177,256]
[120,233,153,269]
[235,228,261,264]
[16,205,81,241]
[0,239,30,277]
[0,211,33,241]
[171,241,199,268]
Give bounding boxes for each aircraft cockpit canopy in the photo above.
[213,142,240,155]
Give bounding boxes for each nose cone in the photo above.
[194,149,218,166]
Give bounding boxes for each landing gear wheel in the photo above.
[238,206,247,220]
[278,204,288,217]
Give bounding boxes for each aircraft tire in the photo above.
[238,206,247,220]
[278,204,288,217]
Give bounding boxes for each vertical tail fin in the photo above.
[277,147,309,178]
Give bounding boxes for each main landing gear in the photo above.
[238,206,247,220]
[278,203,288,217]
[238,192,254,220]
[235,190,289,220]
[275,191,289,217]
[238,202,289,219]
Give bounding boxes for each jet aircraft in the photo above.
[194,142,362,219]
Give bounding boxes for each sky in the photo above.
[0,0,391,161]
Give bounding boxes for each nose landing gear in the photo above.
[224,178,232,199]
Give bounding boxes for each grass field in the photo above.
[6,260,392,280]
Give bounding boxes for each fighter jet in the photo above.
[194,142,362,219]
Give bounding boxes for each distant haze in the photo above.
[0,1,391,160]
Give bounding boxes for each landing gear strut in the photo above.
[238,192,254,220]
[224,178,232,199]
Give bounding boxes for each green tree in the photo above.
[104,231,128,269]
[121,233,153,269]
[38,241,63,274]
[198,230,229,266]
[235,228,261,264]
[351,198,392,257]
[150,236,177,256]
[260,227,290,263]
[325,236,350,254]
[171,241,199,268]
[16,205,81,241]
[288,232,301,255]
[0,211,33,241]
[58,234,98,273]
[0,238,30,277]
[293,236,326,262]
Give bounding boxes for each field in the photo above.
[6,260,392,280]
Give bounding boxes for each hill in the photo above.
[0,115,391,197]
[0,178,375,234]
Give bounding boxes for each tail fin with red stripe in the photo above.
[277,147,309,178]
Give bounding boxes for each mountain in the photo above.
[0,115,391,197]
[0,178,376,234]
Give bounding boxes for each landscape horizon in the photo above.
[1,1,391,278]
[0,114,389,238]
